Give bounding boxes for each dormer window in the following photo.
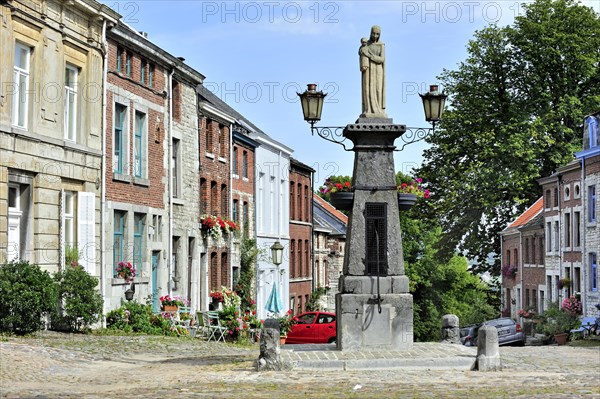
[584,115,599,149]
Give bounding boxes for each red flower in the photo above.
[344,181,351,187]
[335,183,343,189]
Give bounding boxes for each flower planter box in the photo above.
[330,192,354,211]
[162,305,178,312]
[330,192,418,211]
[397,193,417,211]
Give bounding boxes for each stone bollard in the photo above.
[440,314,461,344]
[476,325,502,371]
[256,328,291,371]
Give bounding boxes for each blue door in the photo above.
[152,252,159,312]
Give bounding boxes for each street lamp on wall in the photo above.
[270,241,284,266]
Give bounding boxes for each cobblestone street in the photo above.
[1,333,599,398]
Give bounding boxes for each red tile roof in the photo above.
[313,194,348,224]
[508,197,543,228]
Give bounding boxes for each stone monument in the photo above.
[336,26,413,351]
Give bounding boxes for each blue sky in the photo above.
[104,0,599,185]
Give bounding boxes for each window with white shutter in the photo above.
[77,192,95,273]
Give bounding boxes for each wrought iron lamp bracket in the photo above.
[309,124,352,151]
[309,123,436,152]
[396,125,435,152]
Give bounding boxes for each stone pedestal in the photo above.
[441,314,461,344]
[336,121,414,352]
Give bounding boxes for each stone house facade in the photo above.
[576,111,600,316]
[0,0,118,279]
[501,112,600,320]
[313,194,347,312]
[289,158,314,315]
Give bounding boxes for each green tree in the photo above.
[397,176,498,341]
[418,0,600,274]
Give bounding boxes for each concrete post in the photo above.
[476,325,502,371]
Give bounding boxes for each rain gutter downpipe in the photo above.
[168,69,174,295]
[100,19,108,324]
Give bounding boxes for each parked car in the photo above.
[481,318,525,346]
[460,324,479,347]
[285,311,336,344]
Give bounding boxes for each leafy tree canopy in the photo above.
[418,0,600,274]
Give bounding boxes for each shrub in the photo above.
[52,265,103,332]
[0,261,58,334]
[106,301,180,336]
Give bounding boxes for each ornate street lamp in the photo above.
[419,84,447,130]
[298,83,446,151]
[270,241,284,266]
[298,83,327,128]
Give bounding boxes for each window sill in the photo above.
[242,177,249,182]
[205,152,215,159]
[113,173,131,183]
[133,177,150,187]
[172,198,185,206]
[588,221,597,228]
[111,277,150,285]
[218,157,227,163]
[232,174,239,179]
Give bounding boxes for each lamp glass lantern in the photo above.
[419,84,447,124]
[270,240,284,266]
[298,83,327,126]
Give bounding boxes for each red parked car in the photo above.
[285,311,337,344]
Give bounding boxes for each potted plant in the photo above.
[320,177,353,211]
[200,215,239,241]
[160,294,185,311]
[278,310,296,343]
[536,301,580,345]
[558,277,571,290]
[115,261,136,282]
[396,177,430,211]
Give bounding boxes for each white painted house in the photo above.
[251,131,292,320]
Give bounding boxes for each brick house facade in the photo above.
[500,198,544,318]
[105,22,205,312]
[289,159,314,315]
[231,131,258,283]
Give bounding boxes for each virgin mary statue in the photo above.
[359,25,387,118]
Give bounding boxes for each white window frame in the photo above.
[61,191,95,273]
[64,65,78,141]
[134,111,147,178]
[64,191,75,245]
[171,138,181,198]
[113,103,129,174]
[13,43,31,129]
[589,185,597,223]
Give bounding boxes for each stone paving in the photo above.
[0,332,599,398]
